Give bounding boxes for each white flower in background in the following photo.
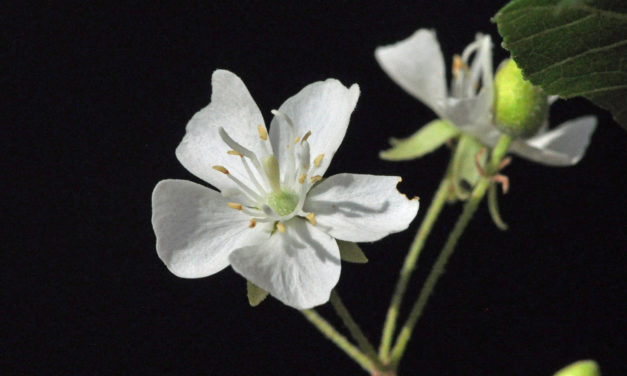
[152,70,419,310]
[375,29,597,166]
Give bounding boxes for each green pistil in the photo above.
[267,191,299,216]
[262,155,281,192]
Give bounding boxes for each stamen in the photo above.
[305,213,316,226]
[271,109,296,129]
[249,218,257,228]
[453,55,470,77]
[227,202,243,210]
[257,124,268,140]
[276,222,286,233]
[298,173,306,184]
[219,127,258,162]
[313,154,324,167]
[311,175,322,183]
[294,137,300,144]
[301,130,312,143]
[213,165,229,174]
[227,150,243,157]
[453,55,462,78]
[240,156,268,194]
[299,141,310,169]
[226,173,264,203]
[242,206,264,217]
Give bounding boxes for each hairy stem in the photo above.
[301,309,374,373]
[389,135,513,369]
[379,174,451,360]
[330,290,385,371]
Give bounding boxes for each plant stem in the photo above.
[330,290,385,371]
[379,174,451,360]
[301,309,374,373]
[389,135,513,368]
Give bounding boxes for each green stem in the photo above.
[389,135,513,369]
[379,173,452,360]
[300,309,374,373]
[330,290,385,371]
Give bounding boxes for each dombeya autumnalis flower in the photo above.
[152,70,419,310]
[375,29,596,166]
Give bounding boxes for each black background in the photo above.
[5,1,626,375]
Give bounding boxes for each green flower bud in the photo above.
[553,360,601,376]
[493,58,548,138]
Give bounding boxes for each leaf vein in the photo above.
[508,14,595,46]
[504,4,627,22]
[575,84,627,96]
[529,39,627,77]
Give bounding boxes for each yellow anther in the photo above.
[227,202,243,210]
[298,173,306,184]
[305,212,316,226]
[452,55,469,78]
[294,137,301,144]
[227,150,243,157]
[313,154,324,167]
[311,175,322,183]
[301,130,312,143]
[276,222,286,233]
[257,124,268,140]
[249,219,257,228]
[212,165,229,174]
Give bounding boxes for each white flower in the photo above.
[151,70,419,309]
[375,29,597,166]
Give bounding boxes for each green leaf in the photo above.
[450,135,486,201]
[379,119,459,161]
[247,280,269,307]
[553,360,601,376]
[494,0,627,129]
[337,240,368,263]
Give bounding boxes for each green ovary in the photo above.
[267,191,299,216]
[493,59,548,138]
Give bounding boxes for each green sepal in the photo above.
[247,280,269,307]
[450,135,486,201]
[380,119,459,161]
[488,183,509,231]
[337,240,368,263]
[553,360,601,376]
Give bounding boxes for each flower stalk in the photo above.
[330,291,386,371]
[300,309,375,373]
[389,134,513,369]
[379,168,452,360]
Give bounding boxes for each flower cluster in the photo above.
[375,29,597,166]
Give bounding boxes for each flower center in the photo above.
[266,191,300,216]
[212,110,323,230]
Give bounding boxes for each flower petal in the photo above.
[175,70,269,192]
[510,116,597,166]
[152,179,269,278]
[303,173,419,242]
[375,29,447,116]
[443,89,493,131]
[229,218,341,310]
[269,79,360,177]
